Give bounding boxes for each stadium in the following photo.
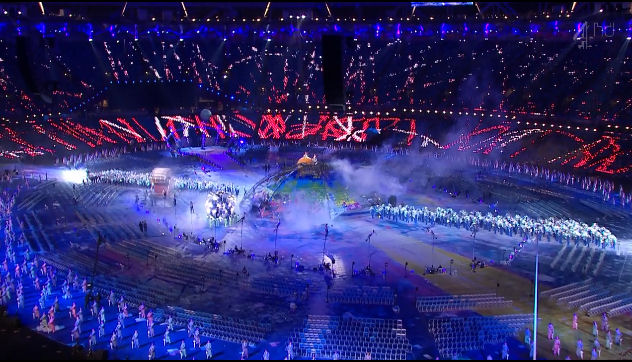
[0,2,631,360]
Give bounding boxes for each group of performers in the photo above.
[370,203,617,249]
[87,169,240,195]
[473,158,632,208]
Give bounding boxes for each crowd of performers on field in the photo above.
[370,203,617,250]
[51,141,632,210]
[515,315,623,360]
[205,191,238,225]
[472,158,632,208]
[86,169,241,194]
[0,181,287,360]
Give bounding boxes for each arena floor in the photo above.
[2,147,632,360]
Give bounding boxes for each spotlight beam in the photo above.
[325,2,332,18]
[474,2,483,18]
[181,2,188,18]
[121,2,127,16]
[264,1,270,18]
[38,2,44,15]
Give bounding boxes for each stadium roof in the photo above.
[1,2,630,24]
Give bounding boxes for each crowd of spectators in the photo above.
[1,20,631,125]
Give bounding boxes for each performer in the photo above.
[147,320,155,338]
[576,338,584,360]
[501,342,509,360]
[615,328,622,346]
[594,338,601,357]
[163,327,171,346]
[17,290,24,309]
[118,311,125,328]
[71,325,80,343]
[53,296,60,313]
[148,343,156,360]
[553,336,561,357]
[99,319,105,338]
[524,328,531,345]
[286,340,294,360]
[48,312,55,333]
[205,340,213,359]
[74,316,82,335]
[40,314,48,333]
[89,329,97,351]
[179,340,187,360]
[548,322,555,340]
[187,319,194,338]
[69,302,77,319]
[131,330,139,349]
[241,339,248,360]
[572,313,578,330]
[110,331,118,350]
[193,328,201,348]
[116,321,123,340]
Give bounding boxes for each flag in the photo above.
[325,223,329,237]
[276,219,281,229]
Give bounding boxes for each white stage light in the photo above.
[62,169,87,184]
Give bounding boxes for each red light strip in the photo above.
[55,120,97,148]
[65,119,119,145]
[99,119,132,144]
[258,114,287,139]
[194,115,210,137]
[131,117,159,141]
[32,124,77,151]
[116,118,146,143]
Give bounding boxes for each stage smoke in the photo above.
[330,158,407,197]
[278,190,331,231]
